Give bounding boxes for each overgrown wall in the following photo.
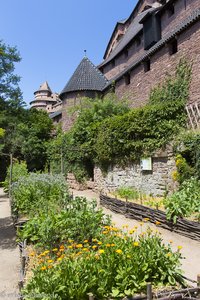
[93,148,177,196]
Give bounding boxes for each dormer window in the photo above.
[136,36,141,47]
[144,59,151,73]
[124,73,130,85]
[168,4,175,17]
[111,60,115,67]
[142,14,161,50]
[124,49,129,58]
[169,39,178,55]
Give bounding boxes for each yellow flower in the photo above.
[134,226,138,229]
[92,238,97,242]
[110,243,115,247]
[115,249,122,254]
[169,240,173,244]
[47,259,53,263]
[166,252,171,257]
[68,245,73,249]
[102,231,108,234]
[57,257,63,261]
[83,248,89,252]
[122,224,129,229]
[97,241,102,245]
[92,245,97,249]
[155,221,161,225]
[133,242,139,247]
[106,243,111,247]
[76,244,83,248]
[139,222,144,226]
[104,225,110,229]
[52,248,58,252]
[84,240,88,243]
[60,245,65,250]
[143,218,150,222]
[129,229,135,235]
[29,252,35,257]
[99,249,105,254]
[41,266,47,271]
[177,245,182,250]
[111,227,118,232]
[68,239,74,243]
[48,265,53,269]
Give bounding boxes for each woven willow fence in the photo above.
[100,194,200,241]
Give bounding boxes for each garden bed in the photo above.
[100,194,200,241]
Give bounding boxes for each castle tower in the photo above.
[30,81,60,112]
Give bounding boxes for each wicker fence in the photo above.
[100,194,200,241]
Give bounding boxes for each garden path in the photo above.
[71,189,200,284]
[0,188,20,300]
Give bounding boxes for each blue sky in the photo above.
[0,0,137,106]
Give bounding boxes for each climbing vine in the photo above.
[48,59,191,180]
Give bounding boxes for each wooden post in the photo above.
[197,274,200,293]
[147,283,152,300]
[88,293,94,300]
[9,153,13,200]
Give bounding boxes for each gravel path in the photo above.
[0,188,20,300]
[71,189,200,284]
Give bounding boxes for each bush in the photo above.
[11,173,69,216]
[3,160,28,192]
[18,197,111,247]
[164,177,200,223]
[23,227,184,300]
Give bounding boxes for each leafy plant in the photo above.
[3,160,28,192]
[164,177,200,223]
[11,173,69,217]
[18,197,111,247]
[23,227,184,300]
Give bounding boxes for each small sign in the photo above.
[140,157,152,171]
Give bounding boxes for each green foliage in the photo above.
[18,197,111,247]
[164,177,200,223]
[3,160,28,192]
[174,130,200,179]
[23,228,184,299]
[172,154,194,184]
[48,95,130,180]
[149,58,191,105]
[11,173,68,217]
[95,100,186,168]
[115,187,140,201]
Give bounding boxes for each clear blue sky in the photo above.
[0,0,137,107]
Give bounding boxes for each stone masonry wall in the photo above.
[93,148,177,196]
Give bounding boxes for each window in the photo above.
[136,36,141,47]
[124,73,130,85]
[169,39,178,55]
[124,49,129,58]
[168,4,175,17]
[144,59,151,72]
[111,59,115,67]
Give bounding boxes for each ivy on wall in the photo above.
[48,59,192,181]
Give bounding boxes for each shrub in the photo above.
[18,197,111,247]
[11,173,69,216]
[23,227,184,300]
[164,177,200,223]
[3,160,28,192]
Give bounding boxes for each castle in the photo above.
[30,0,200,130]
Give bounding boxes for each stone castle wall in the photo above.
[93,148,177,196]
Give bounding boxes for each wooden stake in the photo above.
[147,283,152,300]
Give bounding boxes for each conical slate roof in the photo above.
[60,57,108,98]
[36,81,52,93]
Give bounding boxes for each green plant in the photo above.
[115,187,140,201]
[3,160,28,192]
[11,173,69,217]
[23,227,184,300]
[164,177,200,223]
[18,197,111,247]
